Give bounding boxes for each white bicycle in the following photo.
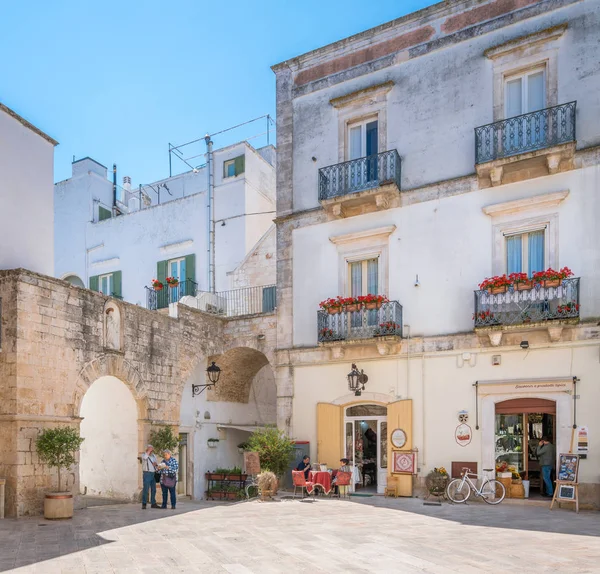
[446,467,506,505]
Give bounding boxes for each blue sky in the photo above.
[2,0,436,184]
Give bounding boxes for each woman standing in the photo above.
[159,449,179,509]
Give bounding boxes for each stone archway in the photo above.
[79,376,139,500]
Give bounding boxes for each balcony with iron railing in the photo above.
[317,301,403,344]
[146,279,198,310]
[474,102,577,187]
[474,278,580,344]
[146,281,277,318]
[318,150,401,218]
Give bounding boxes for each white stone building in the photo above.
[0,103,57,276]
[54,141,276,306]
[273,0,600,505]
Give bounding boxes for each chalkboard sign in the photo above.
[557,453,579,482]
[558,484,576,500]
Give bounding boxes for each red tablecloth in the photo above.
[308,471,332,494]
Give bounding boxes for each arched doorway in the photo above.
[79,376,139,500]
[344,404,388,494]
[63,274,85,288]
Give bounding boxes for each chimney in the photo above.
[123,176,132,191]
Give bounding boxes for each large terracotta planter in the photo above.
[44,492,73,520]
[544,279,562,288]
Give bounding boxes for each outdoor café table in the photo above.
[308,470,332,495]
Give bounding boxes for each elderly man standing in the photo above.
[141,444,159,509]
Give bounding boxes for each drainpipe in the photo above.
[112,164,117,214]
[205,135,215,293]
[404,324,411,398]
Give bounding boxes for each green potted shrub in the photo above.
[36,426,84,519]
[246,426,295,493]
[148,426,179,456]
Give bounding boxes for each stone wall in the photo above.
[228,225,276,290]
[0,269,276,517]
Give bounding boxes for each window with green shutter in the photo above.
[89,275,99,291]
[156,260,168,309]
[99,206,112,221]
[234,154,245,176]
[111,271,122,299]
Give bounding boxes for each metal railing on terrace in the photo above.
[318,150,401,201]
[474,101,576,164]
[182,285,277,318]
[317,301,403,343]
[473,278,580,328]
[146,279,198,310]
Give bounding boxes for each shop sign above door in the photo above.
[477,378,573,396]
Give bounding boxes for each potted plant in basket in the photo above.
[479,275,512,295]
[509,272,533,291]
[374,322,401,336]
[166,276,179,288]
[246,426,295,493]
[151,279,164,291]
[36,426,84,520]
[361,294,389,310]
[319,297,343,315]
[425,467,449,498]
[532,267,573,288]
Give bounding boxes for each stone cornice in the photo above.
[484,23,568,59]
[482,190,570,217]
[329,225,396,245]
[329,81,394,109]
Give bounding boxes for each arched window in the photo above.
[63,274,84,288]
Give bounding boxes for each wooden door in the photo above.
[387,399,413,496]
[317,403,342,467]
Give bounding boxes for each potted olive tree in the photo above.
[36,426,84,519]
[246,426,294,494]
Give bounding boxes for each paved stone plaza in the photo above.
[0,497,598,573]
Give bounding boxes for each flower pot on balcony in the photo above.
[327,307,342,315]
[345,304,360,313]
[168,282,179,288]
[154,285,164,291]
[365,302,382,310]
[487,286,507,295]
[544,279,562,288]
[516,281,533,291]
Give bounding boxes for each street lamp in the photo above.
[192,361,222,397]
[347,363,368,396]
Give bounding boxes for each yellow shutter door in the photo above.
[387,399,413,497]
[317,403,342,467]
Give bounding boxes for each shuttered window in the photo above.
[223,155,245,178]
[99,206,112,221]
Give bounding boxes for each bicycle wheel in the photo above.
[245,483,259,500]
[481,479,505,505]
[446,478,471,503]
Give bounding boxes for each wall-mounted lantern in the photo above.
[192,361,222,397]
[347,363,368,396]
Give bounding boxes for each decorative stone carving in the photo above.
[330,347,345,360]
[546,153,562,174]
[488,332,503,347]
[104,303,122,351]
[547,325,563,342]
[489,166,503,187]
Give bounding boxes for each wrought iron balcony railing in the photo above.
[146,279,198,310]
[317,301,403,343]
[318,150,401,201]
[475,101,576,164]
[473,278,580,328]
[183,285,277,318]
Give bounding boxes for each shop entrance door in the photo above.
[344,404,387,494]
[495,398,556,497]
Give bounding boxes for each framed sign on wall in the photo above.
[392,450,417,474]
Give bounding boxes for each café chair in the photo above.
[292,470,314,499]
[335,471,352,499]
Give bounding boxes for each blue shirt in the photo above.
[161,457,179,476]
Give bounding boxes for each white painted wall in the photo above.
[291,0,600,211]
[54,142,276,299]
[292,344,600,486]
[79,376,139,500]
[292,165,600,346]
[0,107,55,275]
[179,362,276,499]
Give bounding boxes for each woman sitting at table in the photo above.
[332,458,352,494]
[296,455,311,480]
